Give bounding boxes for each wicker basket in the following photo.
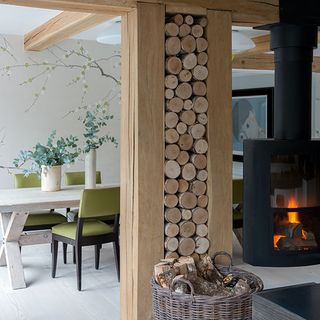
[151,252,264,320]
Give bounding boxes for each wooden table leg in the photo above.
[1,212,28,289]
[0,212,11,266]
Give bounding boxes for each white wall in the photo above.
[0,34,120,189]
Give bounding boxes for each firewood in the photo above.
[154,262,172,284]
[194,139,208,154]
[193,96,208,113]
[176,150,189,166]
[191,25,204,38]
[181,163,196,181]
[195,236,210,254]
[165,144,180,160]
[191,252,200,263]
[165,22,179,37]
[182,53,197,70]
[178,237,196,256]
[197,195,209,208]
[191,154,207,169]
[164,194,179,208]
[165,160,181,178]
[196,37,208,52]
[167,97,183,112]
[160,257,178,264]
[179,220,196,237]
[179,69,192,82]
[166,56,182,74]
[165,236,179,251]
[192,81,207,96]
[175,82,193,99]
[164,178,179,194]
[165,251,179,259]
[178,133,194,150]
[179,192,197,209]
[181,209,192,220]
[197,113,208,125]
[165,208,182,224]
[165,223,180,237]
[192,207,209,224]
[172,14,184,26]
[180,110,196,125]
[157,269,177,288]
[165,75,179,89]
[197,52,208,65]
[183,99,193,110]
[197,17,208,28]
[196,224,208,237]
[166,36,181,56]
[197,169,208,181]
[165,112,179,128]
[189,123,206,139]
[176,122,188,135]
[193,65,208,81]
[181,35,196,53]
[234,279,251,296]
[178,179,189,193]
[165,128,179,143]
[165,88,175,99]
[190,180,207,196]
[179,23,191,37]
[184,15,194,25]
[195,254,224,284]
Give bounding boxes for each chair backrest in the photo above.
[233,179,243,204]
[79,187,120,219]
[15,173,41,188]
[64,171,102,186]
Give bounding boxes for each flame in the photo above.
[274,234,286,248]
[287,196,300,224]
[302,229,308,240]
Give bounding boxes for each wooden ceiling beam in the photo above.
[24,11,114,51]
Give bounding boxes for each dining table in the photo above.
[0,184,118,290]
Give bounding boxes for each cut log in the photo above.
[191,252,200,263]
[176,150,189,166]
[172,14,184,26]
[181,209,192,220]
[182,53,197,70]
[175,83,193,99]
[197,169,208,181]
[178,179,189,193]
[178,134,194,151]
[196,224,208,237]
[193,65,208,81]
[183,99,193,110]
[176,122,188,135]
[197,52,208,65]
[181,35,196,53]
[179,192,197,209]
[165,236,179,252]
[165,160,181,179]
[191,154,207,170]
[164,194,179,208]
[165,208,182,224]
[167,97,183,112]
[165,75,179,89]
[191,25,204,38]
[178,237,196,256]
[192,207,209,224]
[154,262,173,286]
[165,144,180,160]
[197,195,209,208]
[179,220,196,237]
[180,110,196,125]
[166,56,182,75]
[189,124,206,139]
[197,17,208,28]
[181,163,196,181]
[165,112,179,128]
[190,180,207,196]
[164,178,179,194]
[165,22,179,37]
[165,128,179,144]
[194,139,208,154]
[185,15,194,25]
[165,251,179,259]
[192,81,207,96]
[193,97,208,113]
[179,23,191,37]
[165,223,180,237]
[195,237,210,254]
[196,37,208,52]
[179,69,192,82]
[197,113,208,125]
[165,88,175,99]
[166,36,181,56]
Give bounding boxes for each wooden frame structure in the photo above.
[0,0,281,319]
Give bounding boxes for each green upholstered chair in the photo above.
[51,187,120,291]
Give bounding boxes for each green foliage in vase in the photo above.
[13,130,80,175]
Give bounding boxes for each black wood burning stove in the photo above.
[243,19,320,266]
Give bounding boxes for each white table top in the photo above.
[0,184,119,212]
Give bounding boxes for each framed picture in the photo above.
[232,87,273,162]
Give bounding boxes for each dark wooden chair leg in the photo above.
[95,244,100,270]
[75,244,82,291]
[52,239,59,278]
[63,243,67,264]
[113,239,120,282]
[73,246,76,264]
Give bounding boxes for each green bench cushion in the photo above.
[25,213,67,227]
[67,209,115,223]
[52,220,113,240]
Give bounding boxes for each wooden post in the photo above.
[206,10,233,262]
[120,3,165,320]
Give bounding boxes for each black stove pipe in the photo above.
[270,24,318,140]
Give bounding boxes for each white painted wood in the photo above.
[0,212,12,266]
[19,230,52,246]
[5,212,29,242]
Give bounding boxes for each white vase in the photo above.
[41,165,62,192]
[85,149,97,189]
